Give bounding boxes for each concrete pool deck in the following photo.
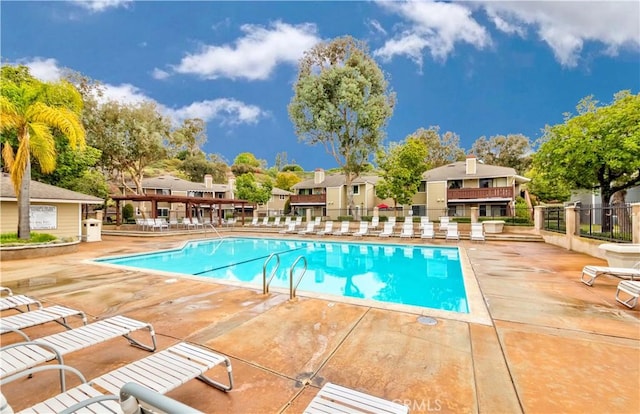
[1,231,638,413]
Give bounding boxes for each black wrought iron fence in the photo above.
[579,204,633,243]
[543,207,565,233]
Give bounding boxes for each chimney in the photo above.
[466,154,477,175]
[314,168,325,185]
[204,174,213,188]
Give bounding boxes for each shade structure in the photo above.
[377,203,389,209]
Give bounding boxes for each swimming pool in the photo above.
[96,237,468,313]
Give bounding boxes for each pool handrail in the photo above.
[290,256,308,300]
[262,253,280,294]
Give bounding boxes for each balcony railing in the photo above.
[290,194,326,205]
[447,186,513,200]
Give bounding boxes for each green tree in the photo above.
[180,152,229,182]
[63,169,110,200]
[86,100,171,193]
[170,118,207,158]
[274,171,302,192]
[1,69,86,239]
[375,136,429,212]
[525,167,571,203]
[533,91,640,226]
[288,35,395,213]
[470,134,532,173]
[410,126,465,168]
[235,173,273,204]
[231,152,264,175]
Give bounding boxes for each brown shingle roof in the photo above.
[1,173,104,204]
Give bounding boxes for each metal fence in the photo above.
[578,204,633,242]
[543,207,565,233]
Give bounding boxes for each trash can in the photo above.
[82,218,102,242]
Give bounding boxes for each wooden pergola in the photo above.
[110,194,253,227]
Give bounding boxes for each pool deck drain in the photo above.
[1,231,638,413]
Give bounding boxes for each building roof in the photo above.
[1,173,104,204]
[423,162,530,183]
[293,174,381,190]
[271,187,294,196]
[133,175,229,192]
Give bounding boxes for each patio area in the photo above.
[1,231,638,413]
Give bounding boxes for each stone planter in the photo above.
[483,220,505,234]
[598,243,640,268]
[0,241,80,261]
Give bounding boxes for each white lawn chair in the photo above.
[399,221,414,238]
[1,315,157,388]
[615,280,640,308]
[353,221,369,237]
[260,217,269,226]
[470,222,485,242]
[279,223,296,234]
[272,217,281,227]
[297,222,316,235]
[293,216,303,229]
[388,217,396,228]
[0,305,87,335]
[0,287,42,313]
[419,216,430,229]
[282,216,292,227]
[378,222,394,237]
[316,221,334,236]
[191,217,205,229]
[580,261,640,286]
[369,216,379,230]
[445,222,460,241]
[182,217,195,230]
[313,217,322,227]
[305,382,408,414]
[248,217,259,226]
[153,218,168,231]
[439,216,450,231]
[332,221,351,236]
[420,222,435,239]
[3,342,233,412]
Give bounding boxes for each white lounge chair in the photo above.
[3,342,233,412]
[470,222,485,242]
[445,222,460,241]
[353,221,369,237]
[332,221,351,236]
[388,217,396,228]
[182,217,196,230]
[399,222,414,238]
[248,217,259,226]
[0,287,42,313]
[316,221,334,236]
[0,305,87,335]
[615,280,640,308]
[419,216,430,229]
[279,223,296,234]
[420,222,435,239]
[298,222,316,235]
[378,222,394,237]
[191,217,205,229]
[313,217,322,227]
[305,382,408,414]
[271,217,281,227]
[1,315,157,387]
[153,218,168,231]
[293,216,303,229]
[580,261,640,286]
[439,216,450,231]
[260,217,269,226]
[369,216,379,230]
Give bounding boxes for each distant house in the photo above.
[414,155,530,218]
[256,187,294,217]
[1,173,104,240]
[291,169,389,219]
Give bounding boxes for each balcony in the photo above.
[447,186,513,201]
[290,194,326,205]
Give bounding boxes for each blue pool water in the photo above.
[96,238,468,313]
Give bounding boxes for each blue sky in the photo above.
[2,1,639,170]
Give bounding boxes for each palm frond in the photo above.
[0,96,20,131]
[2,142,15,171]
[28,102,86,148]
[29,122,57,173]
[10,139,30,198]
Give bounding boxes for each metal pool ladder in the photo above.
[262,253,280,294]
[289,256,307,299]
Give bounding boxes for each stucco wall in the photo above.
[426,181,447,217]
[1,201,82,240]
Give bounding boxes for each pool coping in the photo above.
[87,235,493,327]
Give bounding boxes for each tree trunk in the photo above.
[345,172,355,218]
[600,186,613,233]
[17,156,31,240]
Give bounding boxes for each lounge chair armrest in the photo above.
[119,382,205,414]
[0,364,86,389]
[58,395,120,414]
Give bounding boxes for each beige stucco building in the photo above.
[1,173,104,240]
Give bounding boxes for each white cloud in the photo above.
[22,57,65,82]
[68,0,132,13]
[96,83,149,105]
[482,1,640,67]
[172,21,321,80]
[374,0,490,63]
[368,19,388,36]
[151,68,170,80]
[162,99,266,126]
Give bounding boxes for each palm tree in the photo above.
[1,80,85,239]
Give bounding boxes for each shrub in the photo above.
[122,204,135,221]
